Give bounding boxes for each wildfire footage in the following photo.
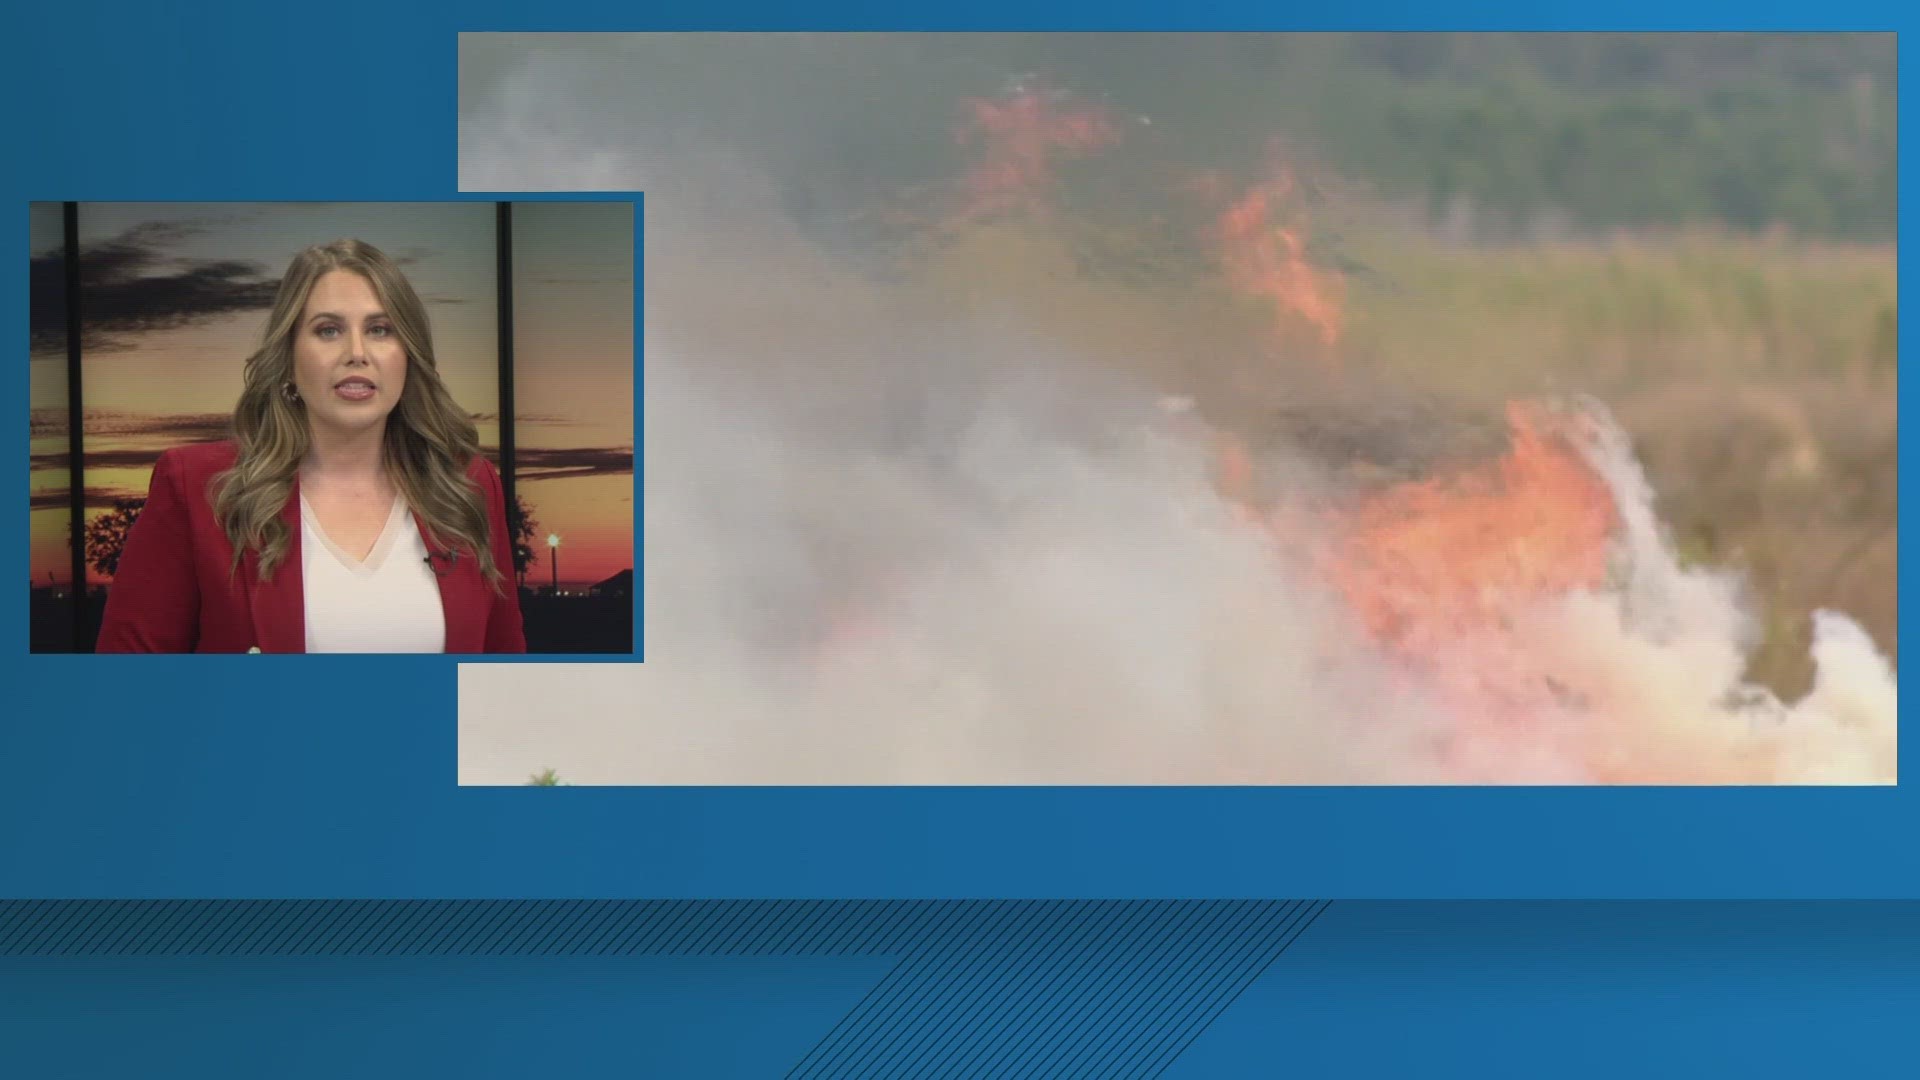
[458,58,1897,786]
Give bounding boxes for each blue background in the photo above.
[2,7,1912,901]
[4,902,1915,1077]
[3,5,1913,1077]
[0,10,1912,891]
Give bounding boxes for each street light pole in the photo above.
[547,533,562,595]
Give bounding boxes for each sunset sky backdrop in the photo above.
[28,201,633,590]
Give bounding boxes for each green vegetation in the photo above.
[986,33,1895,240]
[464,33,1896,241]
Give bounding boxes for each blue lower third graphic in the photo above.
[3,900,1914,1078]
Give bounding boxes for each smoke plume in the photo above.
[456,48,1895,785]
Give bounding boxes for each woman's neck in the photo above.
[302,424,389,486]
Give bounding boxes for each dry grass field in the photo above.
[895,223,1897,702]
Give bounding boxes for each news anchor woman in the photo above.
[97,239,526,653]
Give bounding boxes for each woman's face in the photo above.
[290,269,408,441]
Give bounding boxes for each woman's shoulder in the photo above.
[463,452,504,485]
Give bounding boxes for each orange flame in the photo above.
[1216,404,1619,662]
[1326,403,1618,651]
[1314,403,1624,771]
[954,86,1121,219]
[1209,403,1625,770]
[1215,166,1345,350]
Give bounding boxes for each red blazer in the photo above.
[96,441,527,654]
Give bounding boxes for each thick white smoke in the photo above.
[455,52,1895,785]
[1434,413,1897,784]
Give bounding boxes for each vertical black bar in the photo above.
[63,202,86,652]
[495,202,517,538]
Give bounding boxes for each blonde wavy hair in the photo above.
[211,238,504,590]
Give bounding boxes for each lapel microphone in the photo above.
[424,548,460,576]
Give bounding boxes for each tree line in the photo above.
[464,33,1895,240]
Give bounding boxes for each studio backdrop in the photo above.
[28,200,636,654]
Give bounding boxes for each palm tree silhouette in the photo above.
[84,498,146,581]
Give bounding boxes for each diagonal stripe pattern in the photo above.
[0,899,1328,1076]
[786,899,1327,1078]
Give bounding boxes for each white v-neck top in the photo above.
[300,492,447,654]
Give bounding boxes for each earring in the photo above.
[282,381,301,404]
